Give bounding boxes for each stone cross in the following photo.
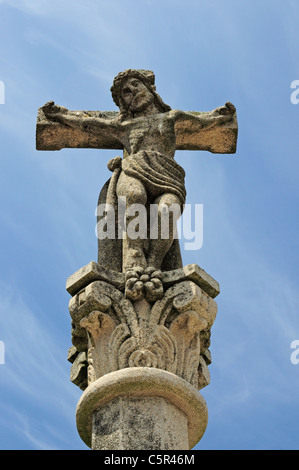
[36,69,237,279]
[36,69,238,450]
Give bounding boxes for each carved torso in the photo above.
[120,111,177,157]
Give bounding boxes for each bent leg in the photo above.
[147,193,182,269]
[116,171,147,271]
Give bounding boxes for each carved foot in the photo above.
[125,266,164,302]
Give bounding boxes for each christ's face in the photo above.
[121,77,154,113]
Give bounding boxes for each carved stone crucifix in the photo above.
[36,70,238,449]
[36,69,238,294]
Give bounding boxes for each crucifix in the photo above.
[37,69,238,450]
[36,69,237,299]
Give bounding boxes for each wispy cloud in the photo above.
[1,0,150,83]
[0,281,81,448]
[0,281,70,396]
[1,0,299,451]
[182,157,299,431]
[0,0,54,16]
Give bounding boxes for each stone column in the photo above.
[67,262,219,450]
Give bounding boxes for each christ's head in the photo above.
[111,69,171,118]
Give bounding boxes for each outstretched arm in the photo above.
[41,101,123,139]
[173,102,236,129]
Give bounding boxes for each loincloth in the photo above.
[121,151,186,205]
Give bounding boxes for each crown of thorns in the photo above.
[110,69,171,112]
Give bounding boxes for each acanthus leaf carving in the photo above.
[68,275,217,391]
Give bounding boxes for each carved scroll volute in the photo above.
[68,282,115,351]
[169,311,204,388]
[172,281,218,329]
[68,277,218,391]
[80,311,116,382]
[69,281,122,385]
[169,281,218,389]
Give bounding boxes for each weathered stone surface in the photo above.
[66,261,219,298]
[163,263,220,298]
[68,272,217,391]
[76,367,208,449]
[36,110,121,151]
[38,69,237,276]
[37,69,234,450]
[66,261,124,296]
[91,397,189,450]
[68,346,88,390]
[36,108,237,154]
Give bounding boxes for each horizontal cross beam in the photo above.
[36,109,238,154]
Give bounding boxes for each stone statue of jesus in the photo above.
[42,69,236,287]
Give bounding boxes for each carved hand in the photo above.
[42,100,68,118]
[214,101,236,116]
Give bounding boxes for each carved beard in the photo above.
[129,90,155,114]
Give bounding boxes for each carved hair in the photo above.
[110,69,171,117]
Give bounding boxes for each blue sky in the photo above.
[0,0,298,450]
